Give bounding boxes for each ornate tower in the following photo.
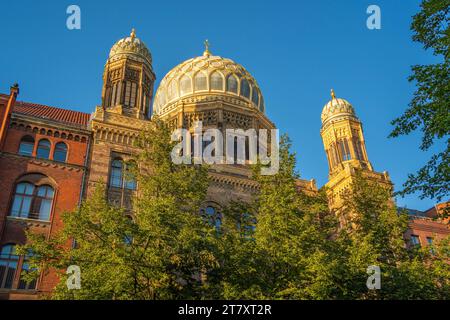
[101,28,155,119]
[87,29,155,207]
[320,89,391,212]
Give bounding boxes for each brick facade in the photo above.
[0,90,91,299]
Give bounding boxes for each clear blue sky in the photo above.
[0,0,444,210]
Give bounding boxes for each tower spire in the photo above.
[203,39,211,56]
[331,88,336,100]
[130,28,136,42]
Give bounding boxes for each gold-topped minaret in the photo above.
[99,28,155,119]
[87,30,156,204]
[320,90,391,213]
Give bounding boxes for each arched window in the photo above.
[18,251,37,290]
[226,74,238,94]
[329,143,339,168]
[179,75,192,96]
[251,86,259,107]
[194,72,207,91]
[18,136,34,156]
[53,142,68,162]
[110,159,123,188]
[339,139,351,161]
[36,139,51,159]
[130,82,138,107]
[259,97,265,112]
[124,81,131,106]
[10,182,34,218]
[111,81,122,106]
[210,72,224,91]
[240,78,250,99]
[124,81,138,108]
[238,213,256,239]
[0,244,19,289]
[10,182,54,221]
[124,161,137,190]
[160,90,166,106]
[326,149,333,170]
[167,80,178,101]
[201,205,222,231]
[353,137,364,161]
[111,83,117,106]
[110,159,136,190]
[35,186,55,220]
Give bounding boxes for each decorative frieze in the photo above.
[223,111,251,129]
[183,110,218,128]
[9,120,88,143]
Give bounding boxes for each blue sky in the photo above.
[0,0,444,210]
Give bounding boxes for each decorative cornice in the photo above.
[0,152,85,172]
[6,216,51,228]
[9,118,89,144]
[11,112,90,133]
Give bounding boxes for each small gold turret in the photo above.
[101,29,155,119]
[320,90,391,216]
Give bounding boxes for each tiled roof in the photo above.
[0,93,91,128]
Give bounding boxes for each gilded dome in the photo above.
[153,43,265,115]
[321,89,356,124]
[109,29,152,65]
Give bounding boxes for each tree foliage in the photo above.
[19,130,449,300]
[334,172,449,299]
[389,0,450,201]
[19,119,216,299]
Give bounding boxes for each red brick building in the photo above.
[405,203,450,248]
[0,86,91,299]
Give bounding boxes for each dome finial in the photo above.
[130,28,136,42]
[330,88,336,100]
[203,39,211,56]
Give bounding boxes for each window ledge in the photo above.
[108,186,137,192]
[1,151,86,170]
[7,216,51,226]
[0,288,38,293]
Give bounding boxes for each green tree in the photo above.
[211,146,450,300]
[334,171,450,299]
[212,135,339,299]
[204,200,267,299]
[389,0,449,201]
[19,119,217,299]
[17,125,449,300]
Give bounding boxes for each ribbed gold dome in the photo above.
[109,29,152,65]
[153,46,264,115]
[321,89,356,124]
